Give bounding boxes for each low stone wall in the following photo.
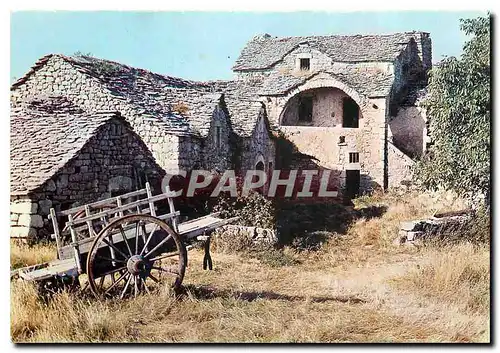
[395,211,473,245]
[10,197,50,239]
[10,119,164,240]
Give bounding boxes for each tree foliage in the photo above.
[416,15,491,205]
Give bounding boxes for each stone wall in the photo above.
[275,45,393,77]
[387,142,415,189]
[241,111,276,176]
[201,105,234,172]
[274,93,387,193]
[392,41,422,98]
[10,118,164,239]
[213,224,278,247]
[389,106,426,158]
[235,44,394,83]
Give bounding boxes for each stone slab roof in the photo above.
[10,96,122,195]
[161,89,223,137]
[12,55,222,137]
[209,80,266,137]
[258,69,395,98]
[65,55,222,137]
[233,32,425,71]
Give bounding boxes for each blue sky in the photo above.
[10,11,486,82]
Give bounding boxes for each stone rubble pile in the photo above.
[213,224,278,246]
[396,210,473,245]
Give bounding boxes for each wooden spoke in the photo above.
[120,275,133,299]
[101,237,129,260]
[98,266,127,278]
[95,255,126,264]
[151,266,179,276]
[139,224,159,257]
[98,276,105,288]
[119,225,133,256]
[143,234,172,258]
[134,276,139,298]
[104,272,129,295]
[135,221,140,255]
[149,251,179,262]
[141,278,151,294]
[141,222,148,246]
[148,273,160,283]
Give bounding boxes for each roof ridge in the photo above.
[260,31,428,41]
[233,31,429,71]
[59,53,209,88]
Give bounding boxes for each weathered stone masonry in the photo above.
[231,32,432,192]
[10,97,164,239]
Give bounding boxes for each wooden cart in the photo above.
[13,182,237,298]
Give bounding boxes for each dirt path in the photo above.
[295,252,488,342]
[176,249,488,342]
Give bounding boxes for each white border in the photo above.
[2,2,498,351]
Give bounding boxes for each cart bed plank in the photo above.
[18,258,78,282]
[179,215,239,239]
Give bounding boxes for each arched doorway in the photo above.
[253,155,266,194]
[280,87,363,128]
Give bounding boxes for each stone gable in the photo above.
[10,98,164,239]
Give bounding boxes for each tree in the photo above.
[415,15,490,205]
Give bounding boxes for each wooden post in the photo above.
[145,182,156,217]
[116,197,124,218]
[165,186,178,233]
[67,214,82,273]
[84,205,95,237]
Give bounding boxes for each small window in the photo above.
[342,97,359,128]
[339,136,346,144]
[402,63,409,77]
[298,96,313,122]
[300,58,310,71]
[349,152,359,164]
[215,126,221,149]
[135,168,147,189]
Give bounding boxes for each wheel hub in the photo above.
[127,255,149,276]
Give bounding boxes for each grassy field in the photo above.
[10,190,490,343]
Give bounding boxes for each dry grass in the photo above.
[10,189,490,343]
[304,189,470,269]
[391,243,490,314]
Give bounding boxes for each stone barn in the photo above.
[10,96,164,239]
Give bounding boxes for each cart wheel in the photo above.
[86,214,187,299]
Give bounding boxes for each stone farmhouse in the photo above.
[11,96,165,239]
[10,31,430,239]
[229,32,431,197]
